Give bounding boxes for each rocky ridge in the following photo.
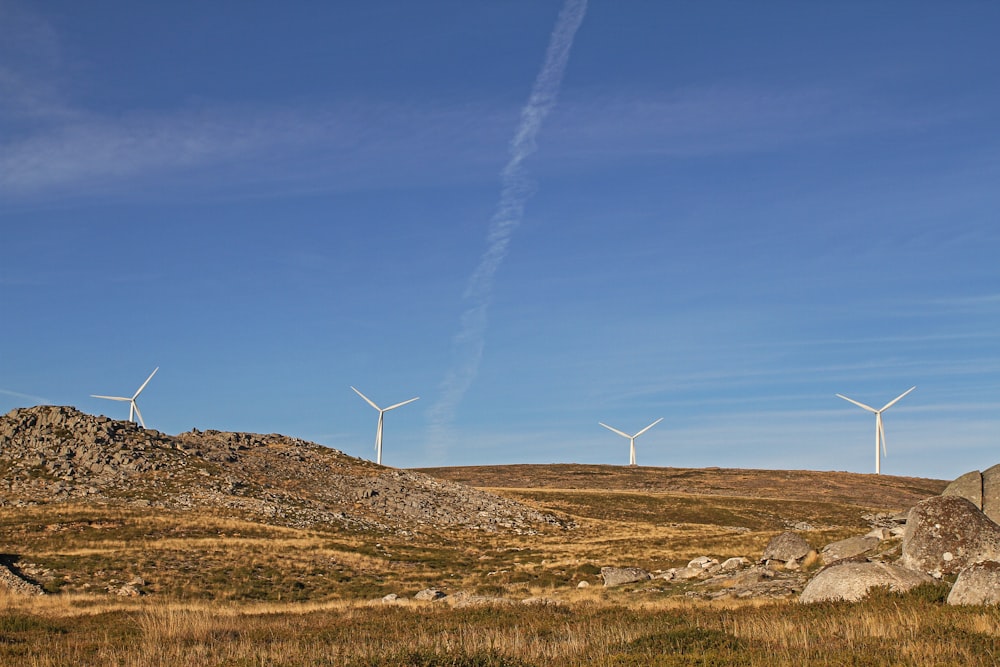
[0,405,572,535]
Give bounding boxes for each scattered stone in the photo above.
[865,528,892,540]
[576,580,589,588]
[799,562,933,603]
[899,495,1000,576]
[381,593,399,602]
[718,557,749,572]
[688,556,718,570]
[414,588,446,601]
[0,566,44,596]
[762,532,812,563]
[115,583,142,597]
[601,566,651,587]
[821,536,880,564]
[673,566,706,580]
[947,561,1000,606]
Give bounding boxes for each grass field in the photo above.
[4,464,985,666]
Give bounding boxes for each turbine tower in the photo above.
[351,386,419,466]
[91,367,159,429]
[599,418,663,466]
[836,386,915,475]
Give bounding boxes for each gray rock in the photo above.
[982,464,1000,524]
[673,566,706,580]
[381,593,399,602]
[947,561,1000,606]
[899,495,1000,576]
[414,588,446,601]
[576,580,590,588]
[601,566,651,587]
[0,566,44,596]
[943,470,983,510]
[821,535,880,564]
[762,532,812,563]
[799,562,933,603]
[865,527,892,540]
[719,557,749,572]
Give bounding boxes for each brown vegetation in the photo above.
[6,407,994,665]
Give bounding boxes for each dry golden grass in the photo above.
[1,464,972,665]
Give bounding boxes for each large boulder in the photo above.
[943,470,983,509]
[899,495,1000,576]
[982,464,1000,524]
[821,535,880,565]
[601,566,650,588]
[762,532,811,563]
[799,562,933,603]
[947,561,1000,606]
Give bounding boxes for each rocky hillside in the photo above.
[0,406,570,534]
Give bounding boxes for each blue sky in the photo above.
[2,1,998,480]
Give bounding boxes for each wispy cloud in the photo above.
[0,388,50,405]
[425,0,588,457]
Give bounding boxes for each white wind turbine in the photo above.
[836,386,915,475]
[91,367,159,429]
[351,386,419,466]
[599,418,663,467]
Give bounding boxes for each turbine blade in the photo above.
[133,367,159,398]
[880,386,916,412]
[836,394,877,413]
[634,418,663,437]
[132,401,146,429]
[878,413,887,457]
[599,422,632,439]
[351,386,381,411]
[385,396,419,411]
[91,395,131,402]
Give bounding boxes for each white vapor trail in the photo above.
[0,388,51,405]
[427,0,587,454]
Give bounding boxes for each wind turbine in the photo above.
[351,386,419,466]
[836,386,915,475]
[91,367,159,429]
[599,418,663,466]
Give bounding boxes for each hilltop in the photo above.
[0,405,569,534]
[414,463,946,509]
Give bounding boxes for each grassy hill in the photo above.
[7,406,996,666]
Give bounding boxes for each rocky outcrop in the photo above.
[947,561,1000,606]
[943,470,984,509]
[799,562,932,603]
[0,564,44,596]
[0,406,573,535]
[899,495,1000,576]
[983,465,1000,525]
[762,532,811,563]
[601,566,650,587]
[940,466,1000,525]
[821,536,880,564]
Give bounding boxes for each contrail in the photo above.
[427,0,587,454]
[0,388,51,405]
